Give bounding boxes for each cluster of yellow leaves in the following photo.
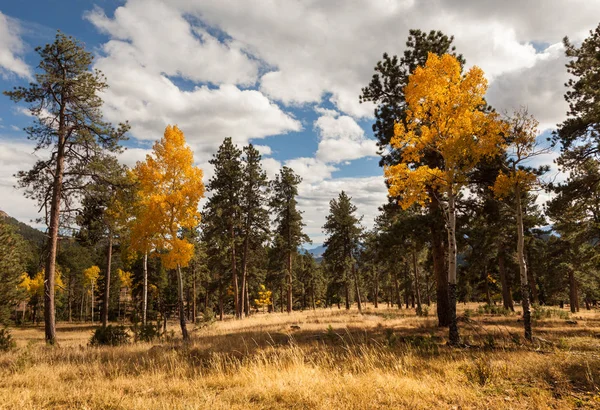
[133,125,205,269]
[492,170,538,199]
[19,269,65,297]
[386,53,506,209]
[254,284,272,309]
[83,265,100,287]
[117,268,132,289]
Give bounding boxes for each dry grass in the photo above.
[2,303,600,409]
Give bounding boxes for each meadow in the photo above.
[2,304,600,409]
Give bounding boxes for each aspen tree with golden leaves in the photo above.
[492,109,549,342]
[133,125,204,341]
[385,53,506,345]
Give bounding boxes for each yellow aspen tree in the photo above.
[133,125,204,341]
[492,109,547,342]
[385,53,506,345]
[83,266,100,324]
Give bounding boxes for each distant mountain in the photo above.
[0,210,46,248]
[305,244,326,258]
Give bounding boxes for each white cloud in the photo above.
[0,12,31,79]
[284,157,338,184]
[314,114,377,163]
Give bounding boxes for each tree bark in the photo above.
[429,194,450,327]
[43,135,66,344]
[287,250,293,313]
[142,251,148,326]
[231,225,240,318]
[413,248,422,312]
[498,244,514,311]
[569,270,578,314]
[351,259,362,312]
[176,264,189,340]
[101,233,113,327]
[344,281,350,310]
[240,235,249,318]
[482,261,492,305]
[374,269,379,309]
[525,249,539,304]
[515,185,532,341]
[446,190,460,345]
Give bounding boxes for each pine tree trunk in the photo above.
[218,286,224,321]
[413,248,422,312]
[498,244,514,311]
[526,249,539,304]
[101,234,113,327]
[447,190,460,346]
[429,192,450,327]
[231,225,240,318]
[68,275,72,323]
[569,270,578,314]
[280,283,284,313]
[43,137,66,344]
[142,251,148,326]
[91,283,95,325]
[344,281,350,310]
[352,259,362,312]
[515,185,532,341]
[287,250,293,313]
[241,235,249,318]
[192,270,197,324]
[482,261,492,305]
[176,264,189,340]
[374,269,379,309]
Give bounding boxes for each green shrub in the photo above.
[478,304,511,316]
[0,328,15,351]
[90,325,131,346]
[416,305,429,317]
[132,323,162,342]
[532,306,571,320]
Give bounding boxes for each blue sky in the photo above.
[1,0,599,244]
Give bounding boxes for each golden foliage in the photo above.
[132,125,204,269]
[117,268,132,289]
[254,284,272,309]
[385,53,506,208]
[83,266,100,287]
[19,269,65,297]
[492,170,538,199]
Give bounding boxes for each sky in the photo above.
[0,0,599,245]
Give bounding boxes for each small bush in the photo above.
[90,325,131,346]
[0,328,15,351]
[384,328,398,347]
[478,304,511,316]
[132,323,162,342]
[462,357,496,386]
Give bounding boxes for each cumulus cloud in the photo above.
[0,12,31,79]
[314,114,377,163]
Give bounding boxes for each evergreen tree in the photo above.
[205,138,244,318]
[3,32,129,344]
[322,191,364,311]
[270,167,310,313]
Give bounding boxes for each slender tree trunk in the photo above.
[351,259,362,312]
[192,270,197,324]
[287,250,293,313]
[446,190,460,345]
[231,225,240,319]
[176,264,189,340]
[280,283,284,313]
[143,251,148,326]
[394,271,401,309]
[218,286,224,321]
[91,283,95,325]
[569,270,578,314]
[67,275,72,323]
[240,235,249,318]
[429,192,450,327]
[515,186,532,341]
[101,234,113,327]
[43,137,66,344]
[482,261,492,305]
[526,249,539,304]
[344,280,350,310]
[374,269,379,309]
[498,244,514,311]
[413,248,422,312]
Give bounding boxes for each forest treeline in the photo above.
[1,25,600,346]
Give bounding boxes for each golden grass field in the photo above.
[1,303,600,409]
